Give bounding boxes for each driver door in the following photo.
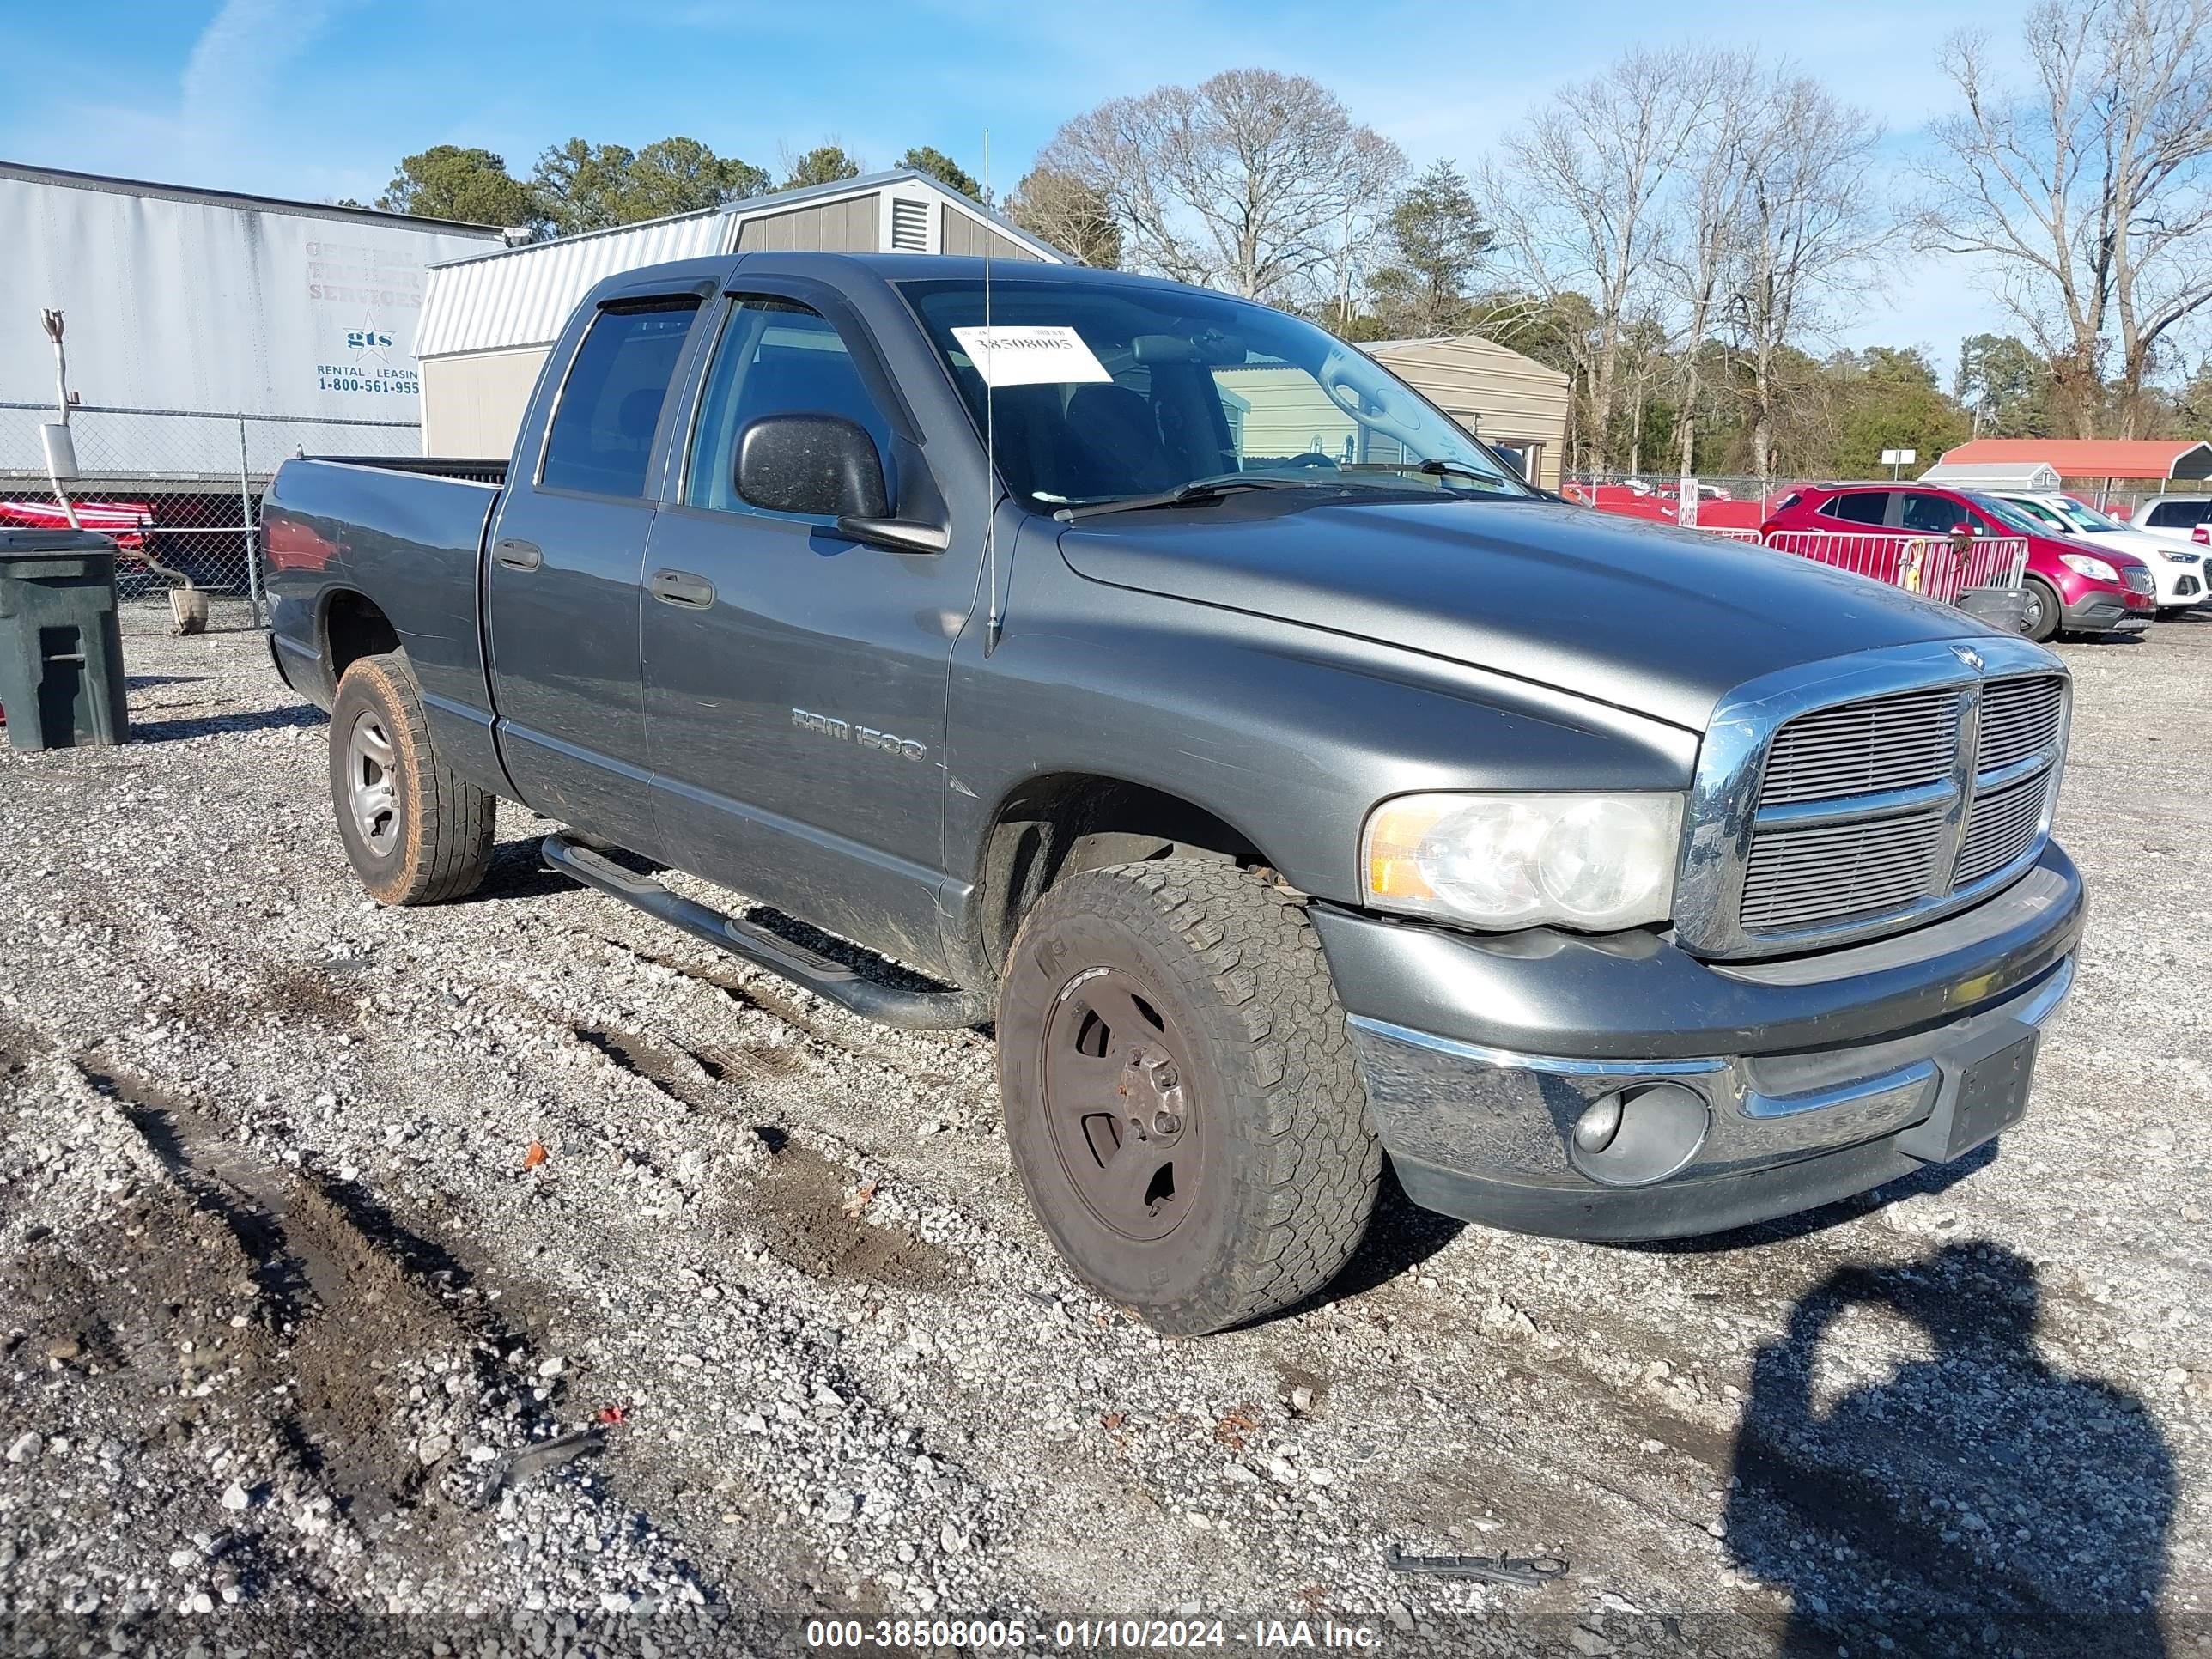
[641,291,976,958]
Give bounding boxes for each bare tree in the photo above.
[1006,167,1122,267]
[1038,70,1406,305]
[1918,0,2212,436]
[1653,51,1759,508]
[1479,48,1716,473]
[1729,73,1887,484]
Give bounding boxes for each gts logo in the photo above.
[792,708,926,761]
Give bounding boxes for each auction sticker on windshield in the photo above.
[951,325,1111,387]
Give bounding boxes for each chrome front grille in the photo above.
[1759,688,1959,805]
[1674,640,2071,959]
[1741,810,1948,930]
[1955,769,2052,885]
[1977,676,2063,770]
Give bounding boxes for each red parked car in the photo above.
[1762,482,2155,642]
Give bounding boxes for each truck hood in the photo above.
[1057,496,1997,732]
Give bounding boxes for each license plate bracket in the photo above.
[1895,1019,2039,1164]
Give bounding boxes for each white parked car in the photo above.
[2129,495,2212,558]
[2000,492,2209,617]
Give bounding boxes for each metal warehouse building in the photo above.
[1,161,503,474]
[417,168,1060,456]
[2,161,504,618]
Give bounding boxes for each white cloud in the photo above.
[177,0,345,171]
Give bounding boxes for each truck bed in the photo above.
[262,456,504,785]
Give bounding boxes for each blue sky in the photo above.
[3,0,2033,377]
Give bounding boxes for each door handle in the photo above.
[649,568,717,608]
[494,538,543,571]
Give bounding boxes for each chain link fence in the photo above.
[1,402,421,631]
[1559,471,1781,531]
[1562,468,2208,524]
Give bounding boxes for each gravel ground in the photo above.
[0,611,2207,1658]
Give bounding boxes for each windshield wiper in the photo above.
[1419,458,1510,489]
[1054,477,1338,523]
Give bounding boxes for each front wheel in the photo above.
[329,652,496,906]
[2021,576,2062,643]
[998,860,1381,1335]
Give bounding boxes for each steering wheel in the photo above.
[1279,452,1340,471]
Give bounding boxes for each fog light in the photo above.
[1567,1084,1711,1188]
[1571,1096,1623,1153]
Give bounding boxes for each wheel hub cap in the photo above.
[348,713,400,857]
[1042,969,1197,1243]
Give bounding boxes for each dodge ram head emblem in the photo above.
[1952,645,1985,672]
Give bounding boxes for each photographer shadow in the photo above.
[1724,1242,2174,1656]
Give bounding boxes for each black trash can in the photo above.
[0,527,129,752]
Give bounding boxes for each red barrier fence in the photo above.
[1752,530,2028,603]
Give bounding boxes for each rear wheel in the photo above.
[998,860,1380,1335]
[2021,576,2062,643]
[329,652,496,906]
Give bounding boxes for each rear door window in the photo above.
[539,297,702,497]
[1900,492,1963,534]
[2148,500,2212,528]
[1820,491,1891,526]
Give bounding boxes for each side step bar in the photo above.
[541,834,993,1031]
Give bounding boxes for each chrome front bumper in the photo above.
[1346,954,2075,1241]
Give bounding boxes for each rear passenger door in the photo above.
[486,290,706,854]
[1818,490,1897,527]
[641,289,973,960]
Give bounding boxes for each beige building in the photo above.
[1364,335,1571,491]
[416,169,1060,457]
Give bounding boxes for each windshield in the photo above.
[1999,495,2069,532]
[897,276,1530,514]
[1967,492,2063,537]
[2041,495,2126,532]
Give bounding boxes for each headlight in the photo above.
[2059,552,2119,581]
[1361,792,1683,931]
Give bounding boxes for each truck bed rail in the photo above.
[304,454,508,486]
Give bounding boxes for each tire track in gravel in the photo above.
[75,1052,720,1607]
[594,933,989,1091]
[568,1016,969,1294]
[0,1011,46,1080]
[575,1024,724,1112]
[83,1053,513,1525]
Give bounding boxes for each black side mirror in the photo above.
[735,414,890,520]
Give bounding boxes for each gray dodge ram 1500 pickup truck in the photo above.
[263,252,2085,1334]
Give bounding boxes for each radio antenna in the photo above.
[981,128,1002,655]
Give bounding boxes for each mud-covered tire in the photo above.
[328,652,495,906]
[998,859,1381,1335]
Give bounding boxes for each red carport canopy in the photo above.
[1932,438,2212,482]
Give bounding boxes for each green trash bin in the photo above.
[0,527,130,752]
